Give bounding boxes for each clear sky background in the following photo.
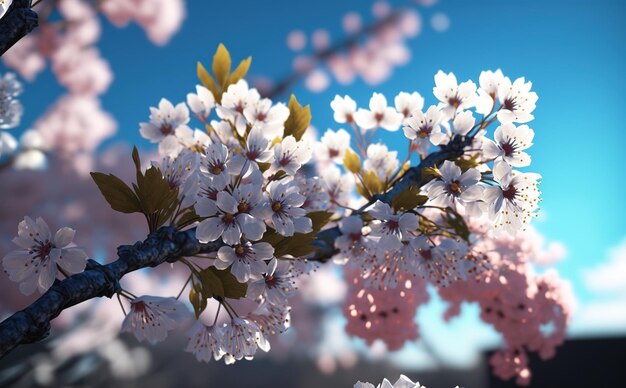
[4,0,626,367]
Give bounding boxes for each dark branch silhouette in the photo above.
[0,0,38,56]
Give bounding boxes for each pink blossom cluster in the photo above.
[436,221,574,385]
[101,0,185,46]
[278,1,432,94]
[1,0,185,172]
[344,268,429,351]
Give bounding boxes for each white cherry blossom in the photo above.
[186,85,215,119]
[196,191,266,245]
[433,70,477,118]
[121,296,190,343]
[482,123,534,167]
[394,91,424,119]
[363,143,399,180]
[2,217,88,295]
[243,98,289,140]
[263,180,312,236]
[335,216,369,262]
[402,105,446,150]
[315,128,351,164]
[422,160,483,208]
[200,143,231,187]
[139,98,190,155]
[452,110,476,136]
[476,69,505,115]
[216,241,274,283]
[272,135,312,176]
[368,201,418,240]
[354,92,403,131]
[330,95,357,124]
[221,317,270,364]
[484,161,541,234]
[497,76,538,124]
[247,258,296,306]
[185,321,224,362]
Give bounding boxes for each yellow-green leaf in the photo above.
[197,61,220,102]
[189,285,207,319]
[227,56,252,87]
[212,43,231,89]
[283,95,311,141]
[363,171,383,195]
[391,185,428,212]
[356,183,371,200]
[90,172,141,214]
[343,148,361,174]
[455,157,480,172]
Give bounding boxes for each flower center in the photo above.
[503,97,517,111]
[272,201,282,213]
[448,181,462,195]
[448,96,462,108]
[419,249,432,260]
[256,112,267,121]
[502,186,517,200]
[235,245,246,257]
[418,126,432,139]
[500,141,516,156]
[210,163,224,175]
[265,274,278,288]
[328,148,340,158]
[222,213,235,224]
[160,123,174,135]
[386,220,399,230]
[375,112,384,122]
[33,241,53,260]
[238,201,250,213]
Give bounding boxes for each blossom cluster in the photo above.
[324,70,541,293]
[354,375,459,388]
[132,73,319,363]
[0,0,185,173]
[276,1,433,95]
[0,42,568,385]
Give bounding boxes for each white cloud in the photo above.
[572,237,626,336]
[582,238,626,294]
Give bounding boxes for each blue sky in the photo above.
[3,0,626,347]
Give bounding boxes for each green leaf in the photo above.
[227,56,252,87]
[197,61,220,102]
[208,266,247,299]
[176,207,201,229]
[199,267,225,298]
[90,172,142,214]
[212,43,231,89]
[283,95,311,141]
[391,185,428,212]
[262,211,333,258]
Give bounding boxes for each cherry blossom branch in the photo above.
[261,10,403,99]
[0,137,468,357]
[375,134,473,204]
[0,226,221,358]
[0,0,38,56]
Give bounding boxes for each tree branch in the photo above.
[0,226,221,358]
[0,136,469,358]
[0,0,38,56]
